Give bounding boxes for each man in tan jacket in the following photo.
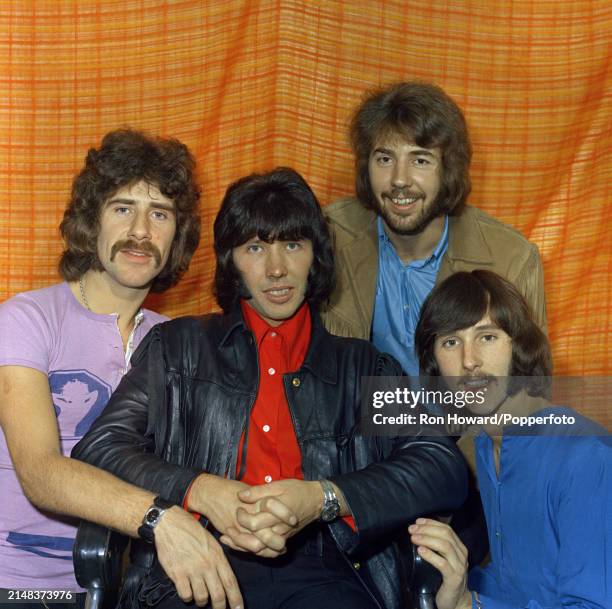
[322,82,546,376]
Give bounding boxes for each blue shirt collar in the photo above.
[377,215,449,265]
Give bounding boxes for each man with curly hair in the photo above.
[0,130,227,606]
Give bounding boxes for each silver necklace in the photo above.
[79,276,91,311]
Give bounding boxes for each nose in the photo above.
[461,341,482,373]
[391,158,413,188]
[128,210,152,241]
[266,246,288,279]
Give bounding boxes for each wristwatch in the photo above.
[319,479,340,522]
[138,496,174,543]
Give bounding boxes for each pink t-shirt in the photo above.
[0,282,167,590]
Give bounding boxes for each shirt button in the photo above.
[495,530,501,537]
[270,332,277,337]
[263,424,270,432]
[268,367,276,375]
[264,475,273,483]
[404,304,410,311]
[292,377,301,387]
[353,562,361,570]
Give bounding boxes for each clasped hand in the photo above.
[218,478,322,558]
[153,476,319,608]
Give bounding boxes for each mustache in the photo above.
[110,240,162,267]
[384,188,424,199]
[457,374,498,385]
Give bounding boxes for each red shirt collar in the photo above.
[241,299,311,368]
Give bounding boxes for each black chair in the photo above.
[406,543,442,609]
[73,521,128,609]
[73,521,442,609]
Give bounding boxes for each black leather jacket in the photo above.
[73,306,467,609]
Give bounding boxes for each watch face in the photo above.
[146,508,161,524]
[321,503,340,522]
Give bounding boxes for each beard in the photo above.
[375,189,446,236]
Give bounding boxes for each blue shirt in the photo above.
[469,407,611,609]
[371,216,449,375]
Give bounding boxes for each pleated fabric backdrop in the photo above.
[1,1,610,423]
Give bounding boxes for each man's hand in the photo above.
[220,479,322,555]
[186,474,252,535]
[239,479,322,533]
[408,518,472,609]
[189,474,299,557]
[154,506,243,609]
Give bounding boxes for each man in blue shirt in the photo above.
[409,269,610,609]
[322,82,547,375]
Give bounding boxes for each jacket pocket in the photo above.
[336,433,353,474]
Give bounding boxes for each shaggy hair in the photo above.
[59,128,200,293]
[213,167,334,313]
[351,81,471,216]
[415,270,551,396]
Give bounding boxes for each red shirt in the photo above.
[186,301,354,531]
[237,300,311,484]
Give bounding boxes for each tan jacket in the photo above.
[321,197,547,339]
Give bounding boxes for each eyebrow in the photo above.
[410,149,438,158]
[372,147,395,155]
[105,198,176,213]
[437,323,500,338]
[372,147,438,158]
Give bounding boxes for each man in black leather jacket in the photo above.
[73,167,467,609]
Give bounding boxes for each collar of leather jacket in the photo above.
[216,302,339,385]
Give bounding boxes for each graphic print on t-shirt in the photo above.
[5,370,113,561]
[6,532,75,560]
[49,369,112,437]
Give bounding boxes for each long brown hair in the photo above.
[59,129,201,293]
[415,270,551,396]
[351,81,471,216]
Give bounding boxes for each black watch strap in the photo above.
[138,496,174,543]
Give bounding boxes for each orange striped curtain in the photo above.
[1,1,610,413]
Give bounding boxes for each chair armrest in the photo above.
[406,542,442,609]
[72,520,129,609]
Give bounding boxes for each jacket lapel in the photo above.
[437,207,494,284]
[336,215,379,329]
[302,307,338,384]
